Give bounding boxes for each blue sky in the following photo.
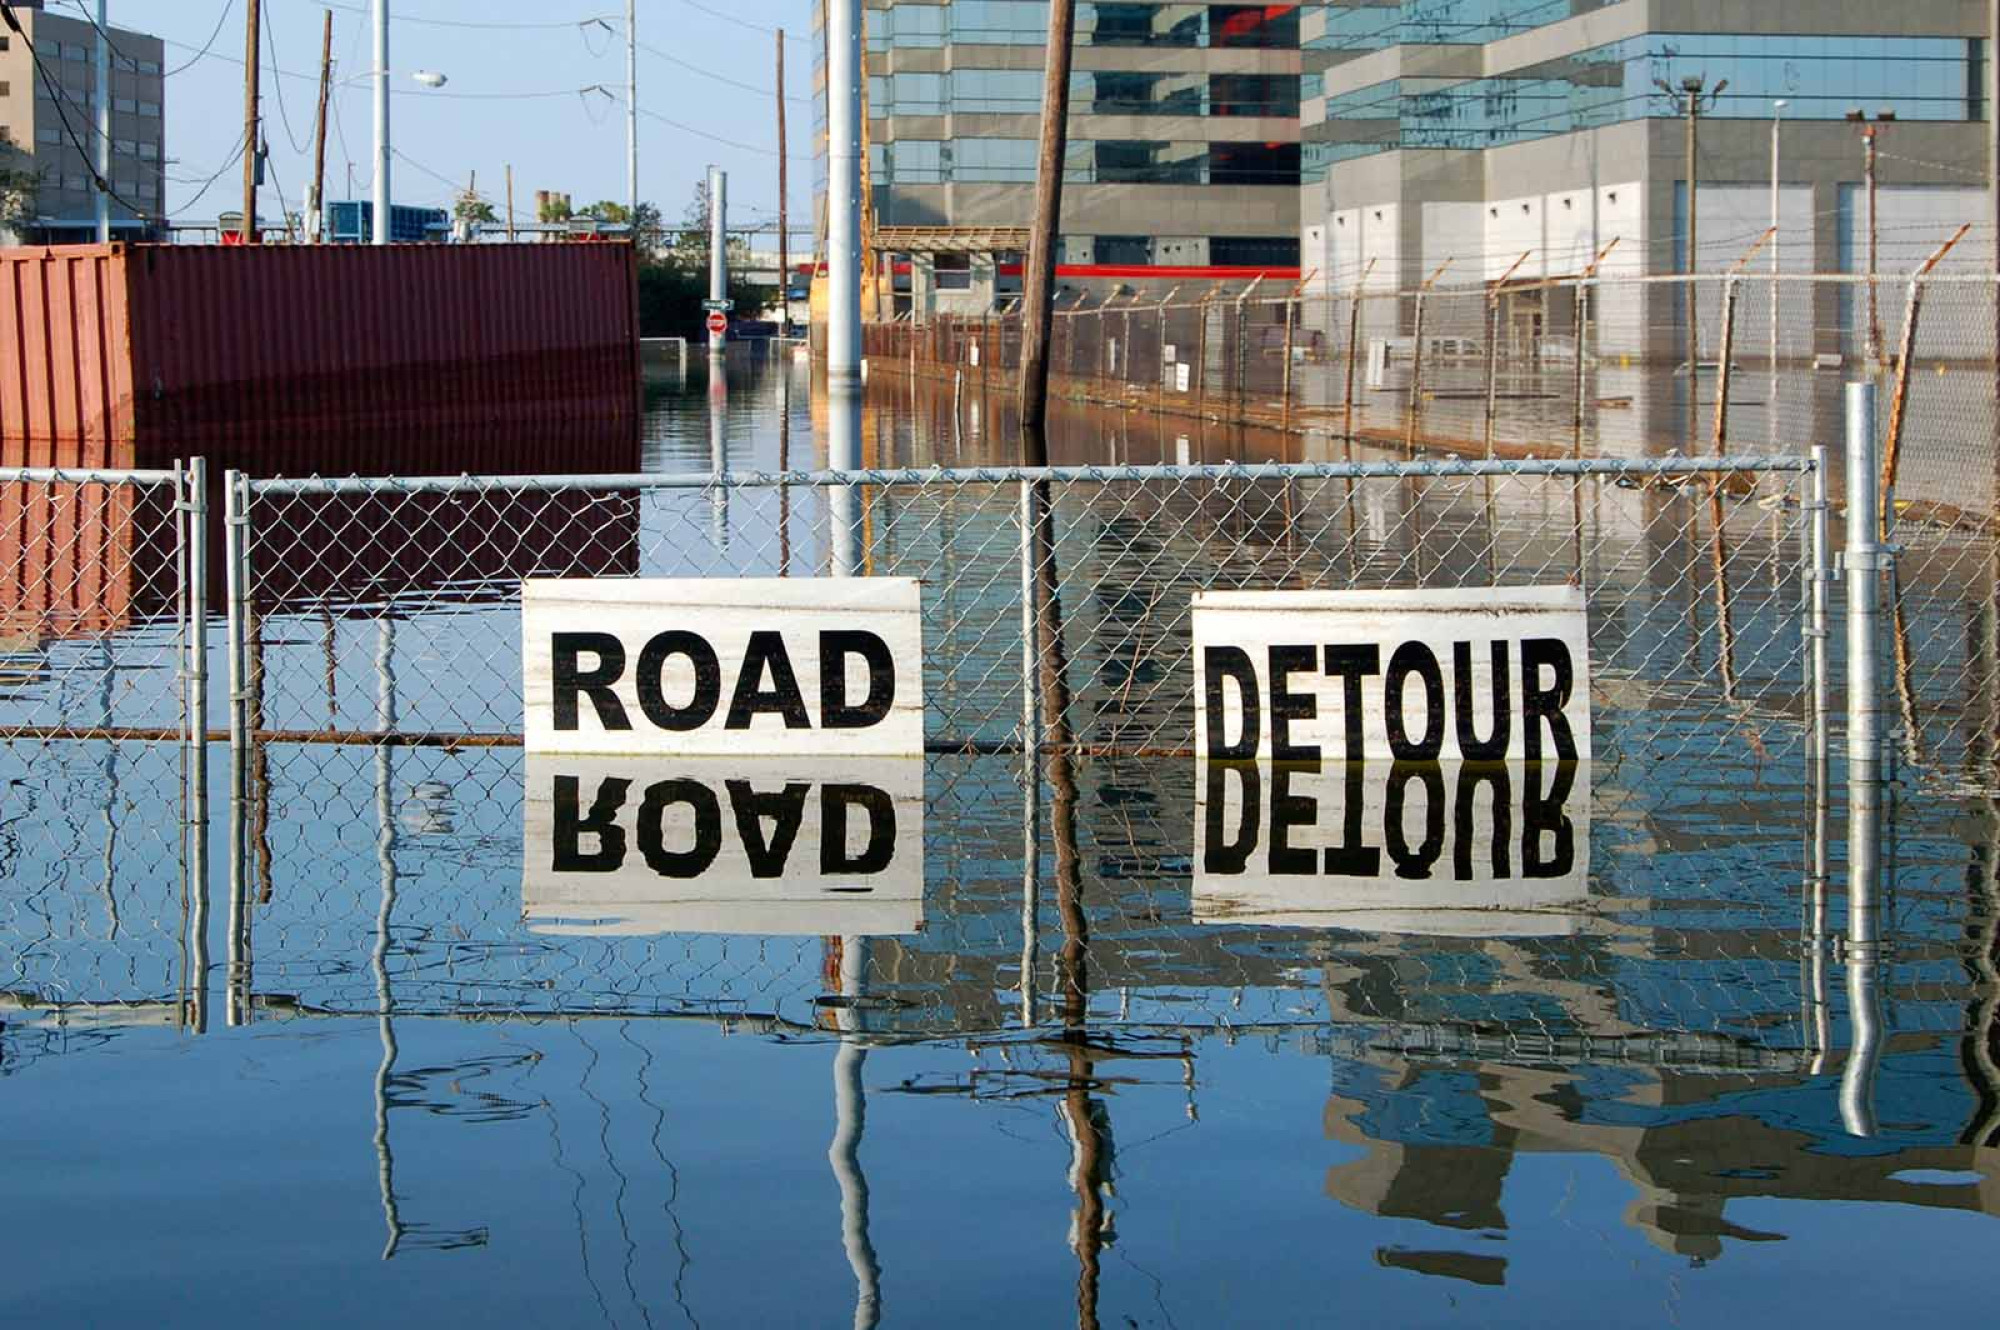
[79,0,813,232]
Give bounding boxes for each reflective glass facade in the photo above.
[868,2,1301,50]
[1314,0,1595,54]
[1305,33,1983,175]
[871,69,1299,117]
[875,137,1302,184]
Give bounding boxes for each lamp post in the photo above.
[372,0,389,244]
[1656,73,1727,451]
[1771,99,1787,448]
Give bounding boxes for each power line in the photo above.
[165,0,237,77]
[261,5,313,156]
[318,1,619,32]
[635,37,808,104]
[673,0,808,45]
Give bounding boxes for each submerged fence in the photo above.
[873,271,2000,526]
[0,429,1988,1107]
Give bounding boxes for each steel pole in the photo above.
[372,0,390,244]
[825,0,863,386]
[626,0,638,224]
[708,166,728,354]
[1843,381,1884,1135]
[1770,102,1785,450]
[95,0,111,241]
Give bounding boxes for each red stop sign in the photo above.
[705,311,728,336]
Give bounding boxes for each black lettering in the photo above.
[1323,761,1380,877]
[551,632,629,731]
[1453,640,1511,761]
[551,775,629,872]
[1384,761,1446,880]
[1268,761,1318,875]
[1269,644,1319,762]
[821,630,897,729]
[1521,638,1579,763]
[1452,764,1512,880]
[1523,761,1578,878]
[636,779,722,879]
[1323,645,1381,764]
[1203,646,1261,759]
[822,784,897,875]
[725,780,811,878]
[636,630,722,731]
[1202,762,1260,874]
[725,631,813,730]
[1385,642,1445,760]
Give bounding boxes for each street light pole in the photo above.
[372,0,390,244]
[1771,99,1786,448]
[94,0,110,242]
[626,0,638,226]
[825,0,863,392]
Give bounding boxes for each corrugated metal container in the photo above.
[2,242,641,477]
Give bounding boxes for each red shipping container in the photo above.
[1,242,642,477]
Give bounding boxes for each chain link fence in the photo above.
[0,464,208,1021]
[181,456,1829,1057]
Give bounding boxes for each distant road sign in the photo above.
[701,298,735,312]
[705,311,729,336]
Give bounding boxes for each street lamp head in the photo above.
[1653,77,1676,97]
[1877,109,1897,122]
[1681,74,1704,93]
[1845,108,1865,122]
[411,71,448,89]
[1773,99,1789,111]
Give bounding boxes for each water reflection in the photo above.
[7,363,2000,1322]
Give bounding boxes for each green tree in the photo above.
[630,178,765,337]
[0,163,38,230]
[577,199,665,247]
[453,194,498,227]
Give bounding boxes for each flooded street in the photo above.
[5,348,2000,1326]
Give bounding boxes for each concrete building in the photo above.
[0,0,166,244]
[1302,1,1994,360]
[826,0,1310,316]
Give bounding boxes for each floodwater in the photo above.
[5,347,2000,1327]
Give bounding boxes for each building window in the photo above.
[1210,235,1301,268]
[113,97,135,114]
[62,43,88,62]
[36,127,60,145]
[0,126,11,145]
[138,60,161,76]
[65,174,88,190]
[1093,235,1153,265]
[138,102,160,118]
[139,142,157,160]
[115,138,136,157]
[935,252,973,290]
[0,81,9,97]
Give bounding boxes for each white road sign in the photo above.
[523,578,925,756]
[1192,585,1590,764]
[523,754,923,936]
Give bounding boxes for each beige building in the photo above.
[0,0,166,243]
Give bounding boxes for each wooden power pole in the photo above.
[310,8,332,243]
[777,29,789,330]
[241,0,263,243]
[1017,0,1078,454]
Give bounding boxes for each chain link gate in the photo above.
[0,462,210,1028]
[208,455,1827,1056]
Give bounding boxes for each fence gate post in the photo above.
[1845,380,1883,784]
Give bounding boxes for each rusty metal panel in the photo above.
[0,244,137,470]
[120,242,641,475]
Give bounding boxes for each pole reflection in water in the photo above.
[824,406,879,1329]
[778,358,793,574]
[709,353,729,548]
[373,617,406,1257]
[1024,444,1113,1330]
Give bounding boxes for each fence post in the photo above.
[1709,274,1739,455]
[1280,297,1297,432]
[1405,288,1426,452]
[186,454,209,822]
[224,471,247,757]
[1846,380,1884,786]
[1343,289,1364,445]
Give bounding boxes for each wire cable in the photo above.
[164,0,237,77]
[0,2,150,217]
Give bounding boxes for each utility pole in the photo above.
[1657,73,1724,449]
[94,0,109,242]
[241,0,263,244]
[708,165,727,356]
[309,8,333,244]
[1865,121,1882,365]
[776,29,789,332]
[1017,0,1078,452]
[372,0,390,244]
[826,0,862,393]
[1770,98,1786,443]
[625,0,638,224]
[505,163,515,242]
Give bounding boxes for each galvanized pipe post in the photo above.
[187,457,209,846]
[825,0,863,386]
[1843,379,1886,1133]
[1806,442,1832,1066]
[372,0,390,244]
[1018,478,1045,1027]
